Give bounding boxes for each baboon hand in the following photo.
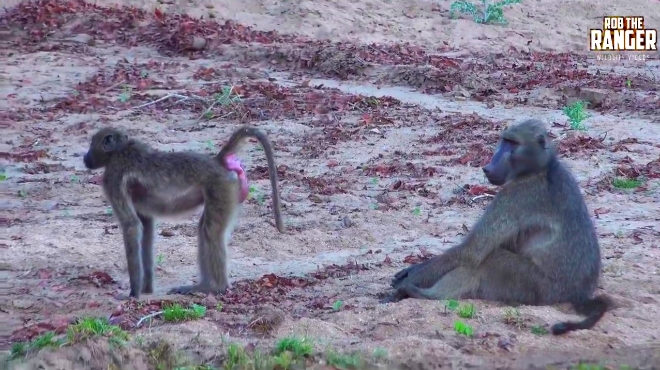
[391,265,415,287]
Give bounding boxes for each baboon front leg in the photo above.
[138,214,155,294]
[118,216,143,300]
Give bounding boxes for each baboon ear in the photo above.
[537,134,546,149]
[102,134,115,152]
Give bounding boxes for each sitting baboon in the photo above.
[388,118,611,335]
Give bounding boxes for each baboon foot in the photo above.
[390,259,432,288]
[379,287,410,304]
[141,283,154,294]
[115,292,138,301]
[168,284,227,296]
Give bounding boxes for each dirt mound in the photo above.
[9,339,150,370]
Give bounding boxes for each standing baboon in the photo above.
[388,119,611,335]
[83,125,284,299]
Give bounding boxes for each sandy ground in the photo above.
[1,0,660,368]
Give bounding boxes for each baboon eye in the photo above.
[503,138,519,150]
[102,135,114,151]
[537,135,546,148]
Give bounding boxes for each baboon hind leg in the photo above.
[138,214,155,294]
[398,266,480,301]
[468,248,548,305]
[168,195,239,296]
[400,249,547,304]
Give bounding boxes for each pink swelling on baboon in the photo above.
[224,153,249,203]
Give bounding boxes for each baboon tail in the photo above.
[551,294,612,335]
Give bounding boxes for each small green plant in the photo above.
[412,207,421,216]
[332,300,344,311]
[216,302,224,311]
[274,337,313,359]
[119,85,132,103]
[10,342,28,359]
[457,303,477,319]
[0,172,7,181]
[70,175,80,183]
[371,177,378,185]
[503,308,524,328]
[445,299,460,311]
[10,320,128,360]
[449,0,522,24]
[271,350,294,369]
[247,185,265,205]
[365,97,381,107]
[105,207,113,215]
[200,86,242,121]
[571,363,606,370]
[224,343,251,370]
[372,347,388,360]
[530,325,549,336]
[10,331,63,359]
[612,177,642,189]
[156,253,165,265]
[215,86,241,106]
[162,303,207,322]
[67,317,129,346]
[326,349,364,368]
[562,100,590,130]
[453,320,474,336]
[625,79,632,88]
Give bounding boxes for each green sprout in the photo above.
[119,85,132,103]
[445,299,460,311]
[449,0,522,24]
[457,303,477,319]
[162,303,206,322]
[562,100,590,131]
[454,320,474,336]
[531,325,549,336]
[612,177,642,189]
[273,337,313,359]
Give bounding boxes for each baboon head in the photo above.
[482,119,553,186]
[83,127,129,170]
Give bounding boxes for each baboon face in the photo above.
[83,128,128,170]
[482,138,517,186]
[482,121,550,186]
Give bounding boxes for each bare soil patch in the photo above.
[2,0,659,369]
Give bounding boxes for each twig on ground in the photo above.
[132,93,188,109]
[100,80,127,94]
[197,85,238,121]
[472,194,495,201]
[132,93,207,110]
[136,310,163,327]
[197,98,221,121]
